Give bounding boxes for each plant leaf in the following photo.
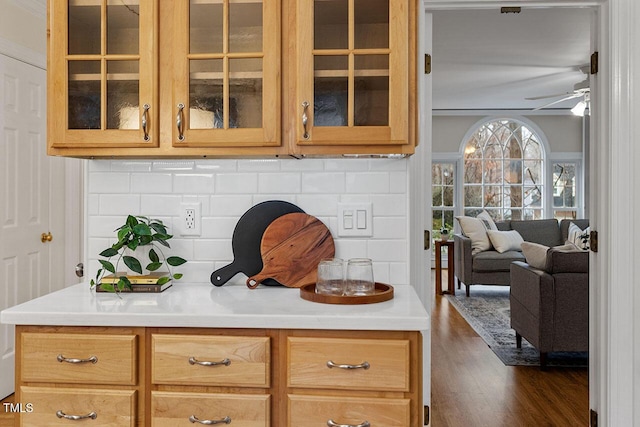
[139,235,153,246]
[127,239,139,251]
[119,277,132,291]
[173,273,183,280]
[126,215,138,228]
[99,248,118,258]
[123,256,143,274]
[157,276,171,285]
[149,249,159,263]
[167,256,187,266]
[112,240,125,251]
[117,226,132,242]
[99,260,116,274]
[133,223,152,236]
[100,283,115,293]
[153,236,170,248]
[150,222,167,235]
[146,262,162,271]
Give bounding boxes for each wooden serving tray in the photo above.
[299,282,394,305]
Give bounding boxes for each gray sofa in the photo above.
[454,218,589,296]
[510,247,589,368]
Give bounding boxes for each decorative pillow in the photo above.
[486,230,524,253]
[567,222,590,250]
[521,242,549,270]
[522,242,580,271]
[477,210,498,231]
[456,216,492,254]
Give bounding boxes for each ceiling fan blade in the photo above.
[532,93,582,111]
[525,92,573,101]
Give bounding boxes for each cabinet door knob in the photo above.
[41,232,53,243]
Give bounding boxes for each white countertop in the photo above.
[0,283,429,331]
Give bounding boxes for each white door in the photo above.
[0,53,67,399]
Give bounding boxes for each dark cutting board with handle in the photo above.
[210,201,304,286]
[246,213,335,289]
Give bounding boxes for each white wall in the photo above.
[85,158,410,287]
[0,1,45,60]
[432,114,583,154]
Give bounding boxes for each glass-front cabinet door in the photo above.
[170,0,279,147]
[295,0,409,151]
[49,0,157,148]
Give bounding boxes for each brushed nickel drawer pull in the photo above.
[188,357,231,367]
[57,354,98,364]
[326,360,370,370]
[327,420,370,427]
[189,415,231,425]
[56,410,97,420]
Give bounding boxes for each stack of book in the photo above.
[96,272,172,293]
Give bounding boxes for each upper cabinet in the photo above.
[290,0,414,156]
[47,0,416,158]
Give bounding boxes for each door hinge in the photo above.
[590,409,598,427]
[424,405,430,425]
[424,54,432,74]
[590,230,598,253]
[424,230,431,250]
[591,51,599,75]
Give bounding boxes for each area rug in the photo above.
[446,286,588,367]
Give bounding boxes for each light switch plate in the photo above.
[337,203,373,237]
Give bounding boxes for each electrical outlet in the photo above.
[179,202,201,236]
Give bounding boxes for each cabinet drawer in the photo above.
[152,334,270,387]
[20,386,136,426]
[151,391,270,426]
[288,395,410,427]
[287,337,410,391]
[20,333,137,385]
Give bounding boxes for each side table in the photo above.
[435,239,455,295]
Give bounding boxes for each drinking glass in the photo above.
[345,258,375,296]
[315,258,345,295]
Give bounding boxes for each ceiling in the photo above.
[431,8,593,112]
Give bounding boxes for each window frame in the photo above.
[458,116,551,221]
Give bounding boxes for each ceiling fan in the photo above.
[526,65,591,112]
[526,79,590,111]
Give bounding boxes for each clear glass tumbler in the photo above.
[315,258,345,295]
[345,258,375,296]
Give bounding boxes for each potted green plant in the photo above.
[440,226,450,241]
[90,215,187,293]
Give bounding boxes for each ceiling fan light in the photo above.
[571,101,587,116]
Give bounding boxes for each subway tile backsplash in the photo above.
[86,158,410,286]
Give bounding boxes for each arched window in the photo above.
[463,119,545,220]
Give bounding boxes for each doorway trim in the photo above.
[415,0,640,425]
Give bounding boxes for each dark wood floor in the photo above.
[0,271,589,427]
[431,271,589,426]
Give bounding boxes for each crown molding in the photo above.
[0,36,46,69]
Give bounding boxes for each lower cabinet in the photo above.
[20,386,137,426]
[288,395,411,427]
[151,392,270,426]
[15,326,422,426]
